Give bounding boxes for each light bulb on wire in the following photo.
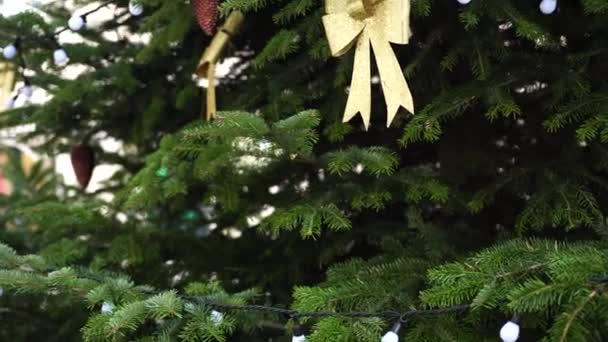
[129,1,144,16]
[68,15,86,31]
[19,84,33,98]
[499,317,520,342]
[292,321,306,342]
[101,301,115,314]
[381,322,401,342]
[457,0,472,4]
[539,0,557,14]
[292,334,306,342]
[4,95,16,109]
[2,43,17,59]
[53,48,69,65]
[210,310,224,326]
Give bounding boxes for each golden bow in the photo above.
[323,0,414,129]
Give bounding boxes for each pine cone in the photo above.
[192,0,219,36]
[70,144,95,190]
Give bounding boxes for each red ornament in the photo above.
[192,0,219,35]
[70,144,95,190]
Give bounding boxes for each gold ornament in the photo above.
[0,62,16,111]
[323,0,414,129]
[196,11,244,120]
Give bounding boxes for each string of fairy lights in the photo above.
[457,0,559,14]
[73,271,608,342]
[94,286,496,342]
[1,0,144,109]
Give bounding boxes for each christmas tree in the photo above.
[0,0,607,341]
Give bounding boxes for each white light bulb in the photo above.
[53,48,69,65]
[539,0,557,14]
[129,2,144,16]
[457,0,472,4]
[381,331,399,342]
[3,44,17,59]
[4,97,15,109]
[500,321,520,342]
[210,310,224,326]
[68,15,85,31]
[292,335,306,342]
[19,85,33,98]
[101,301,115,314]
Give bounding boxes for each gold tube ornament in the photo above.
[0,62,16,111]
[196,11,245,121]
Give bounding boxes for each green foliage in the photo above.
[262,203,351,238]
[273,0,315,25]
[254,30,300,68]
[326,147,399,177]
[421,240,608,341]
[179,306,235,342]
[582,0,608,14]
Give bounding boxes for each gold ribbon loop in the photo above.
[322,13,365,57]
[323,0,414,129]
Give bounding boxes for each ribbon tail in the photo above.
[343,29,371,130]
[370,33,414,127]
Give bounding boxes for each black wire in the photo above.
[16,51,29,85]
[185,295,469,321]
[74,271,469,321]
[591,274,608,283]
[53,0,119,37]
[68,270,608,323]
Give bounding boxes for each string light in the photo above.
[156,167,170,178]
[500,316,520,342]
[68,15,86,31]
[19,83,33,98]
[381,322,402,342]
[129,1,144,16]
[7,267,608,340]
[53,47,69,65]
[458,0,557,14]
[539,0,557,14]
[4,95,17,109]
[180,295,471,342]
[210,310,224,326]
[101,301,115,314]
[2,42,17,59]
[292,319,306,342]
